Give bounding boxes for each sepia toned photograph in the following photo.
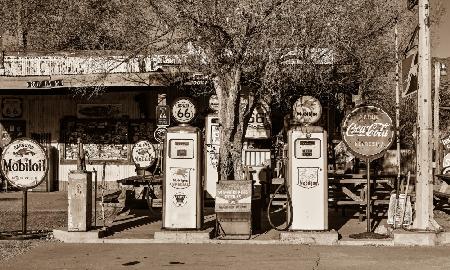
[0,0,449,269]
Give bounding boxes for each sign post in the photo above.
[341,105,394,237]
[1,138,48,236]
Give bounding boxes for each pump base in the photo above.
[280,230,338,245]
[154,229,213,242]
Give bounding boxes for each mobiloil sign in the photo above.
[1,138,48,189]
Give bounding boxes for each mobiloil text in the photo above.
[2,158,46,172]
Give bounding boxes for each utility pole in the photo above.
[413,0,438,230]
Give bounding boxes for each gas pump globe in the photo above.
[287,96,328,230]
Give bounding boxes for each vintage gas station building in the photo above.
[0,51,217,191]
[0,51,349,192]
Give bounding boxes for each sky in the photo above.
[432,0,450,57]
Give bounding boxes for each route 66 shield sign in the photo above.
[2,98,23,118]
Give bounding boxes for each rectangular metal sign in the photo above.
[156,105,170,126]
[215,180,252,213]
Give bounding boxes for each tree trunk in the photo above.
[214,67,245,181]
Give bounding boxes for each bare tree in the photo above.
[1,0,422,181]
[0,0,170,52]
[148,0,415,180]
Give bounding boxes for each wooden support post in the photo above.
[413,0,438,230]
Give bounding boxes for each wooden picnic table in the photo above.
[116,174,163,209]
[328,173,400,220]
[434,174,450,207]
[435,174,450,184]
[117,174,163,186]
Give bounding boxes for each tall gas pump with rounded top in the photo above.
[287,96,328,230]
[162,97,203,230]
[204,95,220,199]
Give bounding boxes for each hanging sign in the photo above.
[2,98,23,118]
[245,101,271,139]
[341,105,394,160]
[292,96,322,124]
[131,140,156,168]
[1,138,48,189]
[209,95,219,112]
[156,105,170,126]
[171,97,196,124]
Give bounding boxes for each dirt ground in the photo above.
[2,190,450,262]
[0,191,67,232]
[3,191,450,235]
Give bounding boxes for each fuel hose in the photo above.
[266,178,293,231]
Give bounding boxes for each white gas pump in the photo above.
[163,97,203,229]
[204,95,220,199]
[287,96,328,230]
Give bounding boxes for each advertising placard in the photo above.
[156,105,170,126]
[1,138,48,189]
[292,96,322,124]
[131,140,156,168]
[215,180,252,213]
[209,95,219,112]
[245,101,271,139]
[341,105,394,160]
[154,126,167,143]
[171,97,196,124]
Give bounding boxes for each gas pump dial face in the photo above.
[293,96,322,124]
[172,97,196,124]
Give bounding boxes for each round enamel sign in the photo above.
[172,97,196,124]
[154,126,167,143]
[341,105,394,160]
[131,140,156,168]
[1,138,48,189]
[293,96,322,124]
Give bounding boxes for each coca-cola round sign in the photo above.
[1,138,48,189]
[341,105,394,160]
